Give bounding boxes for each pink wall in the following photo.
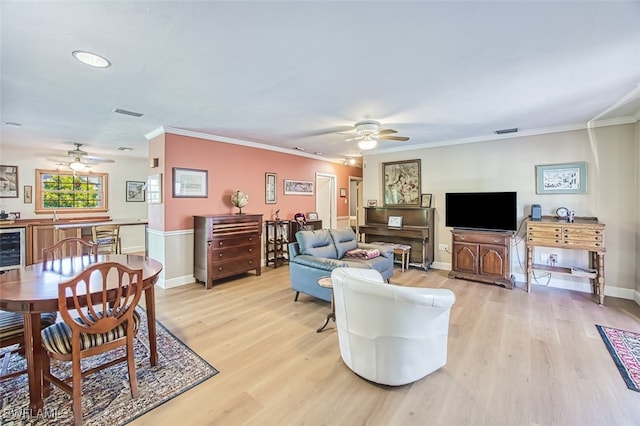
[150,132,362,232]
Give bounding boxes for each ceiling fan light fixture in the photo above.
[69,160,87,172]
[343,158,356,166]
[358,137,377,150]
[72,50,111,68]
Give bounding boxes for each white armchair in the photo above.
[331,268,456,386]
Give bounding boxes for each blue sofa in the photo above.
[288,227,394,302]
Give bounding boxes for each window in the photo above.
[35,169,108,213]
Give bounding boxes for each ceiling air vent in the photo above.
[494,128,518,135]
[113,108,144,117]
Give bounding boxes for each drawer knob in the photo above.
[492,238,499,243]
[219,253,223,258]
[460,236,466,240]
[218,241,223,246]
[218,266,223,271]
[248,248,253,253]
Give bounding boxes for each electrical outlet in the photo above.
[438,243,448,251]
[549,253,558,263]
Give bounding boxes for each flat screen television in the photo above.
[445,191,517,231]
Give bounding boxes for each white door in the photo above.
[315,173,336,228]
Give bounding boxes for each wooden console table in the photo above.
[525,216,606,305]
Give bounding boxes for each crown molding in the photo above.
[146,126,348,166]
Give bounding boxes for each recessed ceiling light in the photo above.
[72,50,111,68]
[118,147,133,152]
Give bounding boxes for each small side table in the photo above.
[316,276,334,333]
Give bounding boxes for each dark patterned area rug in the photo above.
[0,309,219,425]
[596,325,640,392]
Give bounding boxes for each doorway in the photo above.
[315,173,336,228]
[349,177,363,237]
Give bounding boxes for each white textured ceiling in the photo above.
[2,1,640,165]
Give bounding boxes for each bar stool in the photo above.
[91,224,121,254]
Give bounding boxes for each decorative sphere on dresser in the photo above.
[231,190,249,214]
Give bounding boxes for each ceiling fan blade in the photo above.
[344,136,363,142]
[378,129,398,135]
[379,135,410,141]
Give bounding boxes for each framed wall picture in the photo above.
[367,200,378,207]
[421,193,432,208]
[284,179,314,195]
[382,159,421,206]
[339,188,347,197]
[307,212,319,220]
[536,162,587,194]
[0,165,18,198]
[126,181,146,202]
[173,167,208,198]
[265,172,277,204]
[24,185,32,204]
[147,174,162,204]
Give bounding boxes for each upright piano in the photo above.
[359,207,435,270]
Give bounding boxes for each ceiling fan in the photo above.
[344,120,409,150]
[49,143,115,172]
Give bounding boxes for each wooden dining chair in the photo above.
[0,310,57,381]
[42,237,98,268]
[40,262,143,425]
[91,224,121,254]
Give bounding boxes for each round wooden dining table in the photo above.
[0,254,163,414]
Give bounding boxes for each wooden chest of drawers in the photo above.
[194,214,263,289]
[526,219,605,250]
[525,216,606,304]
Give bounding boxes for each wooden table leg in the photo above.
[597,253,605,305]
[316,293,335,333]
[526,246,532,293]
[144,285,158,366]
[24,312,44,414]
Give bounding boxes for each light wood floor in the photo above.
[133,266,640,426]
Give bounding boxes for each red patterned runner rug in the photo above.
[596,325,640,392]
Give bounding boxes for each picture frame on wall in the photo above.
[382,159,421,206]
[535,162,587,194]
[367,200,377,207]
[339,188,347,197]
[172,167,208,198]
[24,185,32,204]
[307,212,319,220]
[0,165,18,198]
[126,181,146,202]
[284,179,314,195]
[421,193,432,208]
[265,172,277,204]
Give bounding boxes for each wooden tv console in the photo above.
[448,228,515,288]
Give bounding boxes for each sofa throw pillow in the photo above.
[329,227,358,259]
[296,229,338,259]
[344,248,381,259]
[344,248,381,260]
